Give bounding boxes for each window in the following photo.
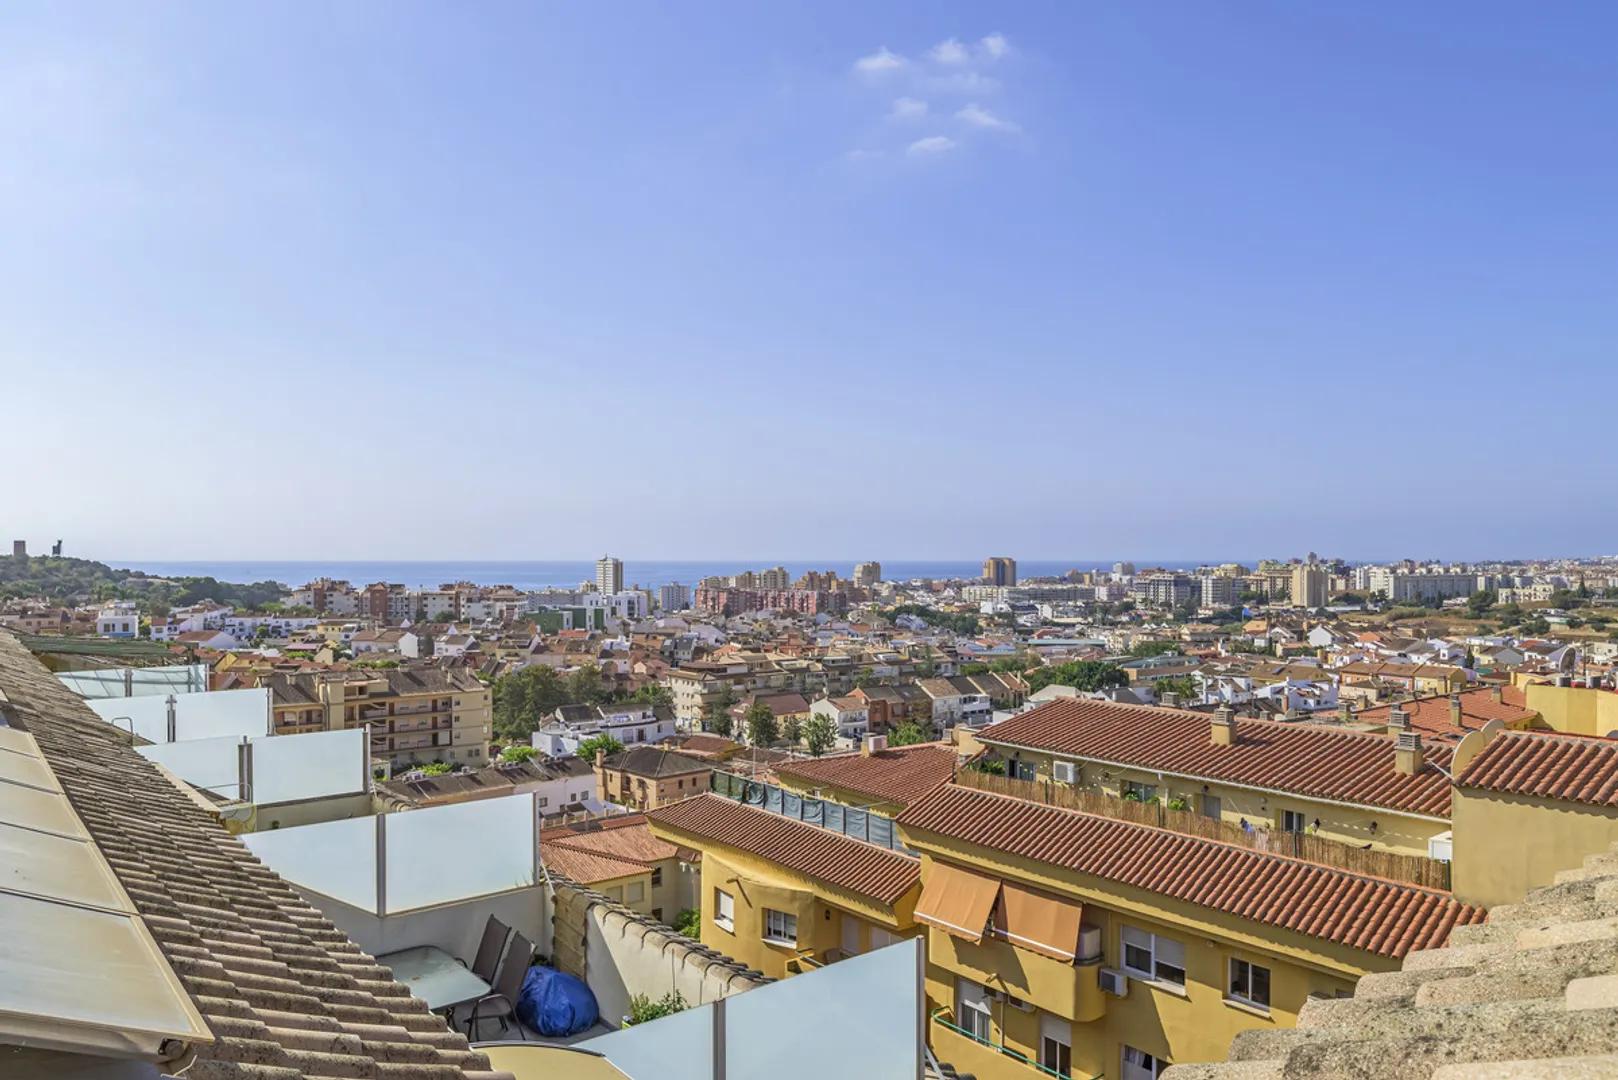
[1121,926,1185,987]
[956,979,991,1042]
[763,908,798,945]
[1121,1045,1165,1080]
[1282,810,1307,834]
[537,796,549,808]
[1039,1013,1072,1078]
[1200,793,1222,820]
[1229,958,1271,1010]
[714,889,735,932]
[651,867,663,887]
[1123,780,1158,802]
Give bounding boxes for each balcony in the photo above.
[930,1008,1087,1079]
[785,946,852,974]
[928,927,1106,1024]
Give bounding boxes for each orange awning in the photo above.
[914,861,1001,943]
[994,881,1082,962]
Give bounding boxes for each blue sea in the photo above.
[110,558,1237,591]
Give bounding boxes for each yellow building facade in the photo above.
[899,784,1479,1080]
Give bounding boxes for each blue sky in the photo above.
[4,3,1615,562]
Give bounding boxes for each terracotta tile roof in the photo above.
[0,630,513,1080]
[1457,730,1618,807]
[1357,686,1536,741]
[648,793,919,905]
[899,784,1483,959]
[978,697,1455,818]
[773,743,958,808]
[541,815,681,882]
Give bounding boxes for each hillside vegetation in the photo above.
[0,555,285,612]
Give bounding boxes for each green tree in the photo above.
[803,713,836,756]
[415,761,452,776]
[744,702,778,747]
[853,667,877,690]
[1129,640,1180,658]
[958,662,990,676]
[1025,661,1127,694]
[989,654,1031,674]
[781,713,802,746]
[566,663,610,705]
[1467,590,1498,617]
[577,734,625,761]
[672,908,700,939]
[626,682,673,707]
[499,744,538,764]
[888,720,929,746]
[1152,675,1198,704]
[490,664,570,742]
[703,684,736,737]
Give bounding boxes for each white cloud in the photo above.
[980,33,1010,60]
[845,148,884,161]
[853,47,906,75]
[929,38,969,65]
[924,69,1002,96]
[906,135,957,157]
[956,103,1019,132]
[890,97,928,119]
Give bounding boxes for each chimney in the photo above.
[594,749,606,769]
[1490,685,1503,704]
[1449,694,1464,727]
[1394,730,1423,775]
[1388,704,1411,732]
[862,733,888,757]
[1211,706,1236,747]
[1339,701,1354,724]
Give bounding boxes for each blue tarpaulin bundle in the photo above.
[515,966,599,1037]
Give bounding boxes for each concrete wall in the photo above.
[550,882,766,1029]
[1525,683,1618,737]
[298,884,551,964]
[1452,786,1618,907]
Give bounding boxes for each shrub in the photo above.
[626,990,687,1026]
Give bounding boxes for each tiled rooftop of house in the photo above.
[773,742,959,808]
[977,697,1456,818]
[899,783,1483,960]
[540,815,685,886]
[1357,685,1536,740]
[0,629,514,1079]
[648,793,919,905]
[1457,730,1618,807]
[1165,839,1618,1079]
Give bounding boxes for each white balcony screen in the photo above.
[243,814,377,912]
[383,794,535,912]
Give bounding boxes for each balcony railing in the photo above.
[929,1008,1093,1079]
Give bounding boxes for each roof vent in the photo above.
[861,733,888,757]
[1211,707,1236,747]
[1160,691,1180,708]
[1394,730,1423,775]
[1449,694,1465,727]
[1388,704,1411,732]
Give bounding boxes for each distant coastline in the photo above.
[110,559,1248,592]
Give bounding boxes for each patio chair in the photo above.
[458,915,511,984]
[467,930,533,1041]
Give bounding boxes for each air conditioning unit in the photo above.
[1098,968,1129,997]
[1052,760,1078,784]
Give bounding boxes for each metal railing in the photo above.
[929,1008,1094,1080]
[710,770,914,854]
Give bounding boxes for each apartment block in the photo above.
[263,666,492,770]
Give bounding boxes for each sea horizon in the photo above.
[107,558,1260,592]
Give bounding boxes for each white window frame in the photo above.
[1123,779,1158,802]
[1228,957,1272,1011]
[762,908,798,946]
[1122,1045,1164,1080]
[956,979,991,1042]
[714,888,735,932]
[1121,925,1186,987]
[1039,1013,1072,1078]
